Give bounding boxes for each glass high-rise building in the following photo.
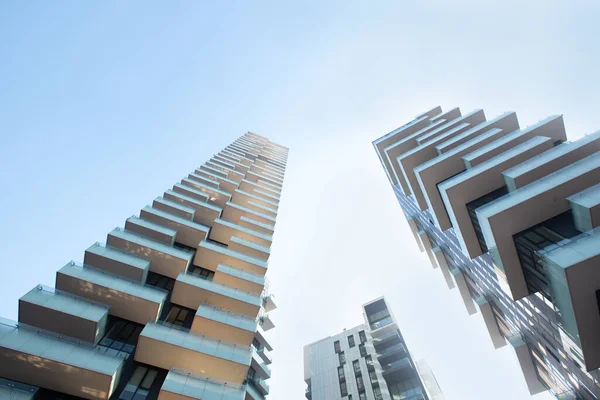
[373,106,600,399]
[0,132,286,400]
[303,297,443,400]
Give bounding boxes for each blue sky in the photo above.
[1,1,600,399]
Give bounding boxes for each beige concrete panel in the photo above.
[0,347,120,400]
[373,116,433,185]
[475,296,507,349]
[477,152,600,300]
[55,269,165,325]
[432,247,455,289]
[400,122,474,210]
[439,137,554,259]
[134,335,249,385]
[504,130,600,191]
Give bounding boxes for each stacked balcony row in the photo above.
[374,107,600,396]
[0,133,287,399]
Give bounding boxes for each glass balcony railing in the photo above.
[377,343,407,359]
[370,316,394,330]
[382,357,412,373]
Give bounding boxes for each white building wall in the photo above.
[305,324,392,400]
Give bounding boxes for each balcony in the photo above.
[251,348,271,379]
[238,179,280,201]
[191,302,257,346]
[569,183,600,232]
[56,262,167,325]
[477,152,600,300]
[214,156,249,174]
[152,197,195,221]
[125,216,176,245]
[503,129,600,192]
[158,369,246,400]
[205,162,244,182]
[19,284,110,344]
[255,327,273,352]
[244,171,282,191]
[140,206,209,249]
[249,165,284,184]
[135,322,252,384]
[171,272,262,316]
[0,378,38,400]
[229,237,270,261]
[0,318,125,400]
[221,150,253,167]
[539,229,600,370]
[192,169,238,194]
[399,121,475,209]
[106,228,193,279]
[438,135,554,259]
[376,343,407,359]
[163,190,222,227]
[257,347,272,365]
[179,179,231,208]
[221,202,276,232]
[209,218,273,248]
[381,357,414,380]
[414,114,520,229]
[231,189,278,215]
[84,243,150,282]
[194,240,268,276]
[462,115,566,169]
[245,377,269,398]
[213,263,265,295]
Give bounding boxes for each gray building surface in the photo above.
[373,106,600,399]
[304,297,443,400]
[0,132,286,400]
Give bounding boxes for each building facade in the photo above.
[303,297,443,400]
[0,132,287,400]
[373,106,600,399]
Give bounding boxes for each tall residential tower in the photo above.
[373,106,600,399]
[0,132,286,400]
[304,297,443,400]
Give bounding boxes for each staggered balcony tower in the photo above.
[0,132,287,400]
[373,106,600,399]
[303,297,443,400]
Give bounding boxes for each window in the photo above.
[356,375,365,392]
[98,317,143,355]
[339,351,346,365]
[163,305,194,329]
[348,335,355,348]
[188,265,215,280]
[338,366,346,381]
[119,365,163,400]
[353,360,361,375]
[373,386,383,400]
[358,330,367,344]
[365,355,374,371]
[359,344,367,357]
[334,340,341,353]
[146,272,174,292]
[339,381,348,397]
[369,370,378,384]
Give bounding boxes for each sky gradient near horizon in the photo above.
[1,2,600,399]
